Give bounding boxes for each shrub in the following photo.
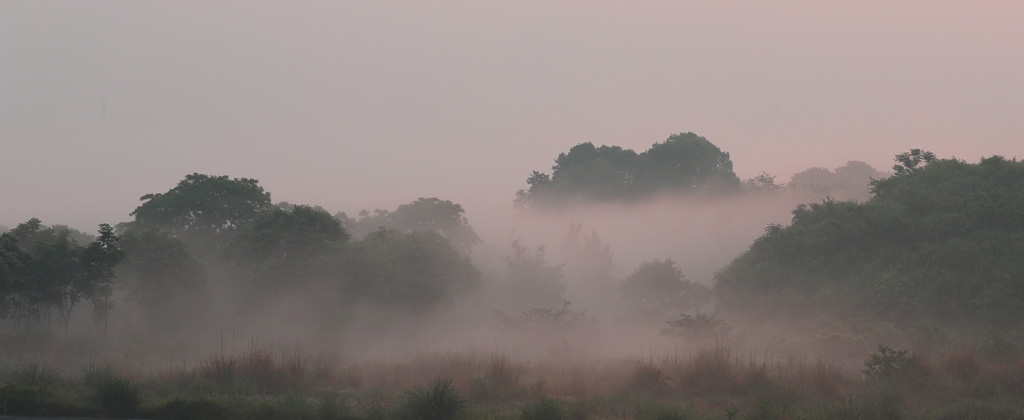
[401,377,466,420]
[91,374,142,418]
[0,383,58,416]
[863,345,909,379]
[8,363,61,388]
[630,359,670,395]
[520,397,565,420]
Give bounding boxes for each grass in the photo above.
[1,343,1024,419]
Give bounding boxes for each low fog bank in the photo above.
[1,185,877,375]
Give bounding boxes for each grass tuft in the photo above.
[401,376,466,420]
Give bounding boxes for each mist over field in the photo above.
[2,2,1024,419]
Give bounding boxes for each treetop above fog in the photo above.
[130,173,272,236]
[515,132,740,208]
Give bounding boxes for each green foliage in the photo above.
[519,397,565,420]
[226,205,348,289]
[346,229,481,312]
[516,132,740,207]
[8,363,62,388]
[90,374,142,418]
[339,197,481,252]
[0,383,61,416]
[715,152,1024,327]
[401,377,467,420]
[863,345,910,379]
[130,173,272,237]
[0,220,123,330]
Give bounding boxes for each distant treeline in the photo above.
[0,174,483,335]
[514,132,888,208]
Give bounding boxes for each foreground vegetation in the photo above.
[4,341,1024,420]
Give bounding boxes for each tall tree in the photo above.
[130,174,272,251]
[80,224,124,332]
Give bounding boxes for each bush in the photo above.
[0,383,59,416]
[91,375,142,418]
[402,377,466,420]
[520,397,565,420]
[8,363,61,387]
[863,345,910,379]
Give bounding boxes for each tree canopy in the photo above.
[338,197,481,252]
[715,152,1024,327]
[130,173,272,238]
[516,133,739,208]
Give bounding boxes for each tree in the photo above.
[226,205,348,289]
[345,229,481,312]
[514,132,741,207]
[620,259,710,320]
[80,224,124,332]
[743,172,783,193]
[4,220,124,331]
[117,228,207,331]
[0,233,29,320]
[637,132,740,194]
[338,197,481,253]
[891,149,936,176]
[129,173,272,247]
[716,151,1024,330]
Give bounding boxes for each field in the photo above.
[3,333,1024,420]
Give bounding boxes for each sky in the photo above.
[2,1,1022,232]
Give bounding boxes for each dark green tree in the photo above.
[345,229,481,312]
[716,151,1024,329]
[226,205,348,289]
[129,174,272,253]
[515,132,740,207]
[637,132,740,194]
[80,224,124,332]
[338,197,481,253]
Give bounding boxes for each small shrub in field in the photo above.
[80,364,115,386]
[944,349,980,385]
[8,363,61,387]
[239,349,281,392]
[863,345,909,379]
[401,377,466,420]
[317,392,357,420]
[0,383,58,416]
[630,359,670,395]
[201,354,237,384]
[486,354,519,391]
[520,397,565,420]
[91,374,142,418]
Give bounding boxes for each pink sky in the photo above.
[2,1,1022,231]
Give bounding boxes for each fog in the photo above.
[2,4,1024,407]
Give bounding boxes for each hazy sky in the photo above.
[2,1,1022,232]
